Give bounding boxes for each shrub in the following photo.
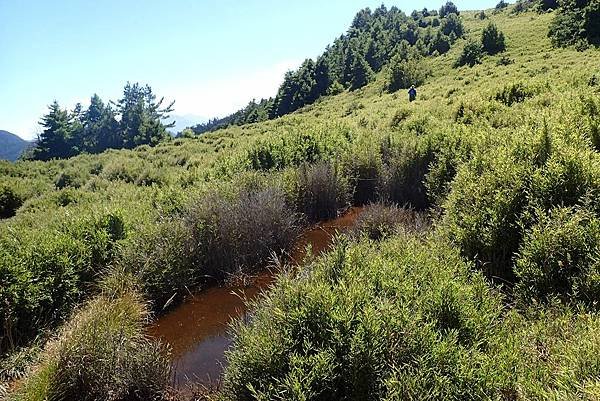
[475,10,487,19]
[342,148,384,206]
[481,23,506,55]
[0,211,127,354]
[386,57,429,92]
[494,82,537,106]
[14,294,169,401]
[515,207,600,306]
[54,170,87,189]
[351,203,427,240]
[380,139,435,210]
[327,81,345,96]
[442,149,529,280]
[222,236,506,400]
[291,162,351,222]
[389,108,413,128]
[187,187,300,280]
[455,40,483,67]
[117,220,196,311]
[0,184,23,218]
[548,0,600,47]
[496,55,514,66]
[528,144,600,211]
[512,0,534,14]
[246,132,345,171]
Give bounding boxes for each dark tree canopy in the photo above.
[549,0,600,47]
[439,1,460,17]
[482,22,507,54]
[29,83,174,160]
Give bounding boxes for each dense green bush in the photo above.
[54,169,88,189]
[481,23,506,55]
[549,0,600,47]
[515,207,600,305]
[0,211,126,354]
[440,13,464,37]
[246,131,350,171]
[222,236,506,400]
[386,57,429,93]
[494,82,538,106]
[455,40,483,67]
[116,219,195,311]
[380,139,435,210]
[0,184,23,219]
[341,147,383,206]
[442,148,529,280]
[13,294,169,401]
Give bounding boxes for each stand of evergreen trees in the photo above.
[191,2,463,136]
[28,83,174,161]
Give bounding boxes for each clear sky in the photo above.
[1,0,498,140]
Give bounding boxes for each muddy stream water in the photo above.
[148,207,364,387]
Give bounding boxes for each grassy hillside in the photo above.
[4,4,600,400]
[0,131,29,162]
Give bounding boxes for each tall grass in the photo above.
[12,293,169,401]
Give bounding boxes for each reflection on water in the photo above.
[147,207,363,387]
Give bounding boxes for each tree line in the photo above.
[28,83,174,161]
[191,2,464,135]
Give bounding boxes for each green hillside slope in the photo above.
[4,3,600,400]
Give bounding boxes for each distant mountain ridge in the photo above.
[0,130,29,161]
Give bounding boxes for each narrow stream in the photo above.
[148,207,364,387]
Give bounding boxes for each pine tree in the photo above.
[116,83,174,148]
[96,105,121,151]
[481,23,506,55]
[350,51,373,90]
[32,102,74,160]
[272,71,300,118]
[439,1,460,17]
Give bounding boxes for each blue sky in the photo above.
[1,0,498,140]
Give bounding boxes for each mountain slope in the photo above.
[0,130,29,161]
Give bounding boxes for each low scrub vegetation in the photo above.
[223,235,600,399]
[351,203,427,240]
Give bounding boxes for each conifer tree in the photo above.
[33,101,74,160]
[349,51,373,90]
[116,83,174,148]
[481,23,506,55]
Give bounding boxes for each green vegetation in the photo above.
[5,2,600,400]
[191,4,462,134]
[481,22,506,54]
[29,83,174,161]
[13,293,169,401]
[549,0,600,48]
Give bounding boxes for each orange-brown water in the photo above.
[148,207,363,387]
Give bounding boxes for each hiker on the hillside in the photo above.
[408,85,417,102]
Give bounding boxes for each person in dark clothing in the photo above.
[408,85,417,102]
